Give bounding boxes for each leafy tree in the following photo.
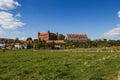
[34,42,40,49]
[58,34,65,40]
[27,42,33,49]
[33,39,40,49]
[26,37,33,49]
[26,37,32,41]
[14,38,20,43]
[37,39,46,49]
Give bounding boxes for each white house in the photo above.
[0,41,5,48]
[15,43,22,49]
[14,43,27,49]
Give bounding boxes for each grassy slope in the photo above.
[0,49,120,80]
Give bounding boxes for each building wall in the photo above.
[49,33,58,40]
[38,30,58,41]
[38,32,49,41]
[67,37,88,41]
[66,34,88,42]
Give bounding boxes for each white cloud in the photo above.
[103,27,120,38]
[104,11,120,39]
[0,0,20,10]
[0,11,25,29]
[118,11,120,18]
[0,0,25,39]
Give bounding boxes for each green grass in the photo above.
[0,49,120,80]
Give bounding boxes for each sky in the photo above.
[0,0,120,40]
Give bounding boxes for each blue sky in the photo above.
[0,0,120,40]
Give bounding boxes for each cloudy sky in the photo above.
[0,0,120,40]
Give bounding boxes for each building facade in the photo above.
[66,34,88,42]
[38,30,58,41]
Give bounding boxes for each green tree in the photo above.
[33,39,40,49]
[26,37,33,49]
[37,39,47,49]
[27,42,33,49]
[33,39,38,43]
[14,38,20,43]
[58,34,65,40]
[26,37,32,41]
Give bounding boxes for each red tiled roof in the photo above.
[0,38,14,40]
[67,34,88,38]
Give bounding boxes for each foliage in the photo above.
[58,34,65,40]
[26,37,32,41]
[14,38,20,43]
[27,42,33,49]
[34,42,40,49]
[63,39,120,49]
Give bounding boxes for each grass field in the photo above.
[0,49,120,80]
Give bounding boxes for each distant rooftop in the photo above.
[67,34,88,38]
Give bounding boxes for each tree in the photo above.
[26,37,33,49]
[26,37,32,41]
[33,39,40,49]
[27,42,33,49]
[58,34,65,40]
[33,39,38,43]
[35,43,40,49]
[14,38,20,43]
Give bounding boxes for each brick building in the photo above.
[66,34,88,42]
[38,30,58,41]
[38,30,66,44]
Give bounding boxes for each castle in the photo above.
[38,30,58,41]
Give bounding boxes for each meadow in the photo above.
[0,49,120,80]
